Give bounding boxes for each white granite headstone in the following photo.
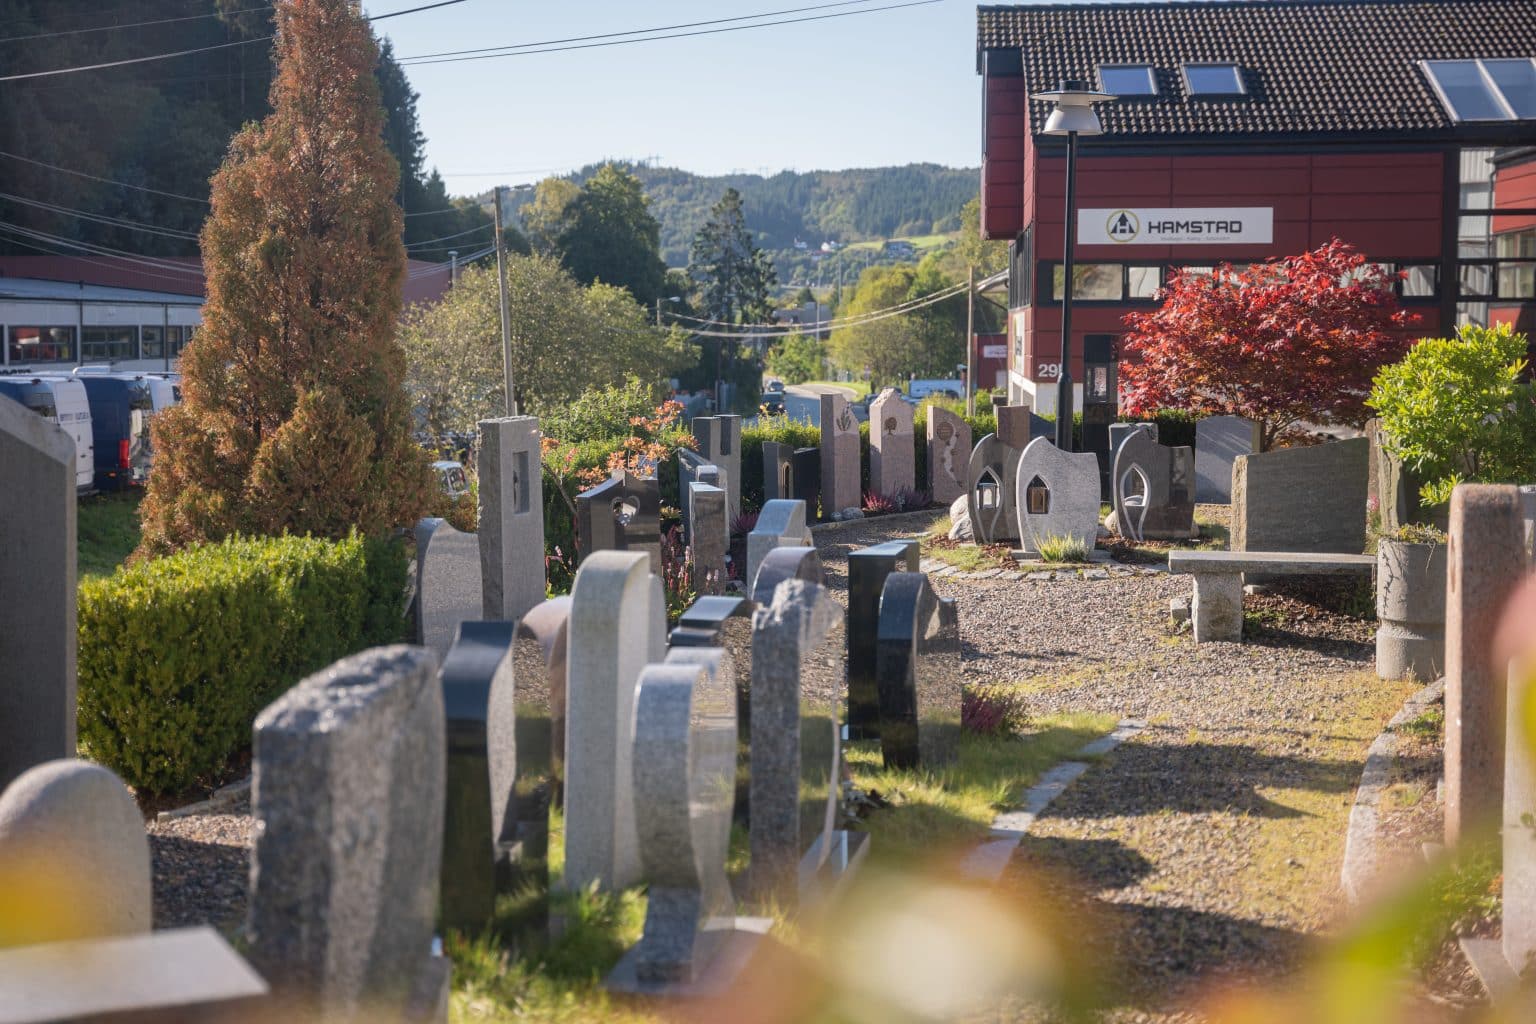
[1014,437,1101,556]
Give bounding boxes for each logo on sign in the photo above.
[1106,209,1139,243]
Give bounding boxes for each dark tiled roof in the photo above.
[977,0,1536,138]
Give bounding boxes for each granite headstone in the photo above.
[694,415,742,522]
[1015,437,1102,556]
[926,405,973,506]
[688,482,729,595]
[414,517,483,660]
[1194,416,1257,505]
[762,441,793,502]
[875,573,962,769]
[477,416,546,623]
[791,446,822,519]
[846,541,921,740]
[869,387,915,496]
[575,470,662,574]
[965,433,1023,544]
[820,393,861,519]
[1231,438,1369,554]
[1111,431,1197,542]
[746,499,813,593]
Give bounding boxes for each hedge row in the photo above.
[78,532,409,794]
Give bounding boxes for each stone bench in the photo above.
[1167,550,1375,643]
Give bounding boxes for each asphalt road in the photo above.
[781,382,861,427]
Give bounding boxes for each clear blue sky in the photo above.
[363,0,980,195]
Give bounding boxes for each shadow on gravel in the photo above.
[149,833,248,929]
[1014,834,1156,891]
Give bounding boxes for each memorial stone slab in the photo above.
[875,574,962,770]
[563,551,666,892]
[1015,437,1102,556]
[846,541,921,739]
[746,499,813,593]
[749,579,845,905]
[1231,438,1369,554]
[576,470,662,573]
[677,448,721,542]
[0,760,150,945]
[1502,659,1536,980]
[996,404,1049,450]
[1111,431,1196,542]
[248,646,448,1020]
[1444,484,1527,845]
[688,482,729,595]
[414,517,482,661]
[820,393,861,520]
[869,387,915,496]
[506,599,566,939]
[1108,421,1157,457]
[1195,416,1257,504]
[763,441,794,502]
[694,415,742,522]
[966,433,1023,544]
[0,399,76,790]
[792,446,822,519]
[672,596,754,742]
[926,405,973,506]
[477,416,545,623]
[1519,484,1536,563]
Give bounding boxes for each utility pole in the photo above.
[448,249,458,289]
[655,296,662,328]
[965,265,976,416]
[493,185,516,415]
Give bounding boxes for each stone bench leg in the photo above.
[1190,572,1243,643]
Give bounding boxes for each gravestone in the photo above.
[507,597,567,935]
[693,415,742,522]
[846,541,921,740]
[966,433,1023,544]
[1518,485,1536,563]
[671,596,754,742]
[746,499,812,593]
[576,470,662,574]
[688,482,728,595]
[875,574,962,770]
[926,405,973,506]
[1108,421,1157,457]
[0,760,150,946]
[749,545,826,605]
[0,400,76,790]
[792,446,822,519]
[763,441,794,502]
[1195,416,1257,504]
[477,416,545,623]
[996,403,1049,449]
[1444,484,1527,845]
[677,449,721,542]
[1015,437,1102,556]
[1231,438,1368,554]
[869,387,915,496]
[248,646,449,1021]
[414,517,482,660]
[563,551,665,892]
[749,578,846,906]
[438,622,518,933]
[820,393,861,519]
[1111,431,1197,542]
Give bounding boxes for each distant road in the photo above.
[782,382,857,428]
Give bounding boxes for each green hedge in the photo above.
[77,532,409,794]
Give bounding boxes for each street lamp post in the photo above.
[1032,80,1115,451]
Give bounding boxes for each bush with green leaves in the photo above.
[77,532,409,794]
[539,376,669,447]
[1367,323,1536,507]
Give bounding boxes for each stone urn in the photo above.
[1375,539,1447,680]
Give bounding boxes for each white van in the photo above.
[0,375,94,492]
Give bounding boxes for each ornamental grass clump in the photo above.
[962,684,1032,737]
[1036,534,1091,563]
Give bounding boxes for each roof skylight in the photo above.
[1099,64,1157,96]
[1182,63,1245,95]
[1423,59,1536,121]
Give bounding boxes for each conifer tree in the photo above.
[139,0,432,554]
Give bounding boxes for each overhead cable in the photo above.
[0,191,200,240]
[0,4,273,45]
[666,281,968,333]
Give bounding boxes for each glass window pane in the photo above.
[1496,229,1536,259]
[1460,263,1495,298]
[1402,265,1438,297]
[81,327,137,362]
[1052,264,1124,301]
[1127,266,1161,298]
[1100,65,1156,95]
[141,326,164,358]
[1484,59,1536,118]
[1499,262,1536,299]
[1185,64,1244,94]
[7,326,75,363]
[1425,60,1508,121]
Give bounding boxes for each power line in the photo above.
[667,281,968,333]
[0,4,273,45]
[405,223,492,248]
[0,191,201,240]
[0,150,210,204]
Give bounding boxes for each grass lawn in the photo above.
[78,491,142,579]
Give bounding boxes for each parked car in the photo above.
[764,378,786,393]
[433,460,470,499]
[907,378,964,400]
[44,374,154,491]
[0,376,95,493]
[760,392,786,416]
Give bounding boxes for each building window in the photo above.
[141,326,165,358]
[1099,65,1157,96]
[1460,262,1496,299]
[1400,264,1439,298]
[1497,230,1536,299]
[1010,227,1033,308]
[1182,63,1245,95]
[1422,59,1536,121]
[1051,263,1124,302]
[81,327,137,362]
[1126,266,1162,299]
[7,326,76,364]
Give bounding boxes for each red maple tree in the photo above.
[1119,239,1418,451]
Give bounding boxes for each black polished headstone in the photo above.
[845,540,920,739]
[575,470,662,572]
[763,441,794,502]
[875,573,962,769]
[791,447,821,520]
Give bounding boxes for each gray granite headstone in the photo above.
[926,405,972,506]
[677,448,720,542]
[869,387,915,496]
[875,574,962,769]
[763,441,794,502]
[508,597,568,935]
[1194,416,1257,504]
[563,551,665,892]
[1502,658,1536,978]
[746,499,812,593]
[671,596,754,744]
[1231,438,1369,554]
[1108,421,1157,459]
[0,399,76,790]
[966,433,1022,544]
[688,482,728,596]
[1015,437,1102,556]
[820,393,861,520]
[414,517,483,661]
[847,541,921,740]
[0,760,150,945]
[693,415,742,523]
[575,470,662,573]
[1111,431,1196,542]
[477,416,546,624]
[1518,484,1536,564]
[248,646,449,1020]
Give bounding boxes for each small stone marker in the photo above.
[869,387,915,496]
[1015,437,1102,556]
[688,482,729,595]
[1231,437,1368,554]
[792,446,822,519]
[1195,416,1257,504]
[846,541,921,739]
[694,414,742,522]
[820,393,861,519]
[477,416,546,623]
[926,405,973,506]
[1444,484,1527,845]
[1111,431,1196,542]
[248,646,449,1020]
[0,760,151,945]
[746,499,812,593]
[966,433,1023,544]
[762,441,793,501]
[875,573,962,769]
[0,399,76,790]
[576,470,662,573]
[415,517,483,660]
[564,551,666,892]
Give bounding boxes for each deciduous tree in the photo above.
[557,163,667,306]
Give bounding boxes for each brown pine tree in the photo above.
[139,0,432,554]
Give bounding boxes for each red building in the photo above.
[977,0,1536,413]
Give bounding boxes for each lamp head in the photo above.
[1031,79,1116,136]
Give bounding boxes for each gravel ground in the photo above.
[146,797,251,930]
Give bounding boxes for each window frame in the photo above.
[1098,64,1158,97]
[1181,62,1247,96]
[1421,58,1529,122]
[6,325,77,364]
[80,326,139,363]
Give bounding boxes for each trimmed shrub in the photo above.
[78,532,409,794]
